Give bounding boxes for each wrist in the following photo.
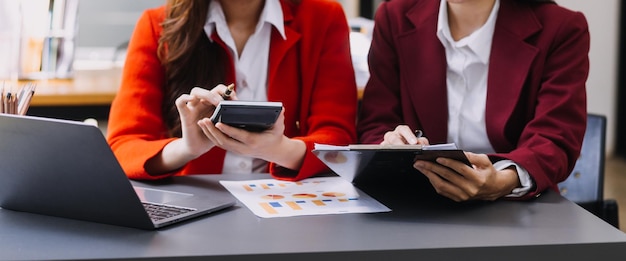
[264,136,306,171]
[500,167,521,195]
[168,138,208,164]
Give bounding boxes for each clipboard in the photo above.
[312,143,470,184]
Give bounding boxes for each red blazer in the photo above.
[357,0,589,199]
[107,0,357,181]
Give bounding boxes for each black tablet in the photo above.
[210,100,283,132]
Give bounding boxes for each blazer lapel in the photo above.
[267,2,300,100]
[398,1,449,143]
[486,0,541,149]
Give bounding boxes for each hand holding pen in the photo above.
[381,125,429,145]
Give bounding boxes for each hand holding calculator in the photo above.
[209,100,283,132]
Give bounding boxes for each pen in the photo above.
[222,83,235,100]
[414,129,423,138]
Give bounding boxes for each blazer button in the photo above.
[295,121,300,130]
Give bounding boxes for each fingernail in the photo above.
[414,161,423,168]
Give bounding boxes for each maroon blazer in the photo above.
[107,0,357,181]
[357,0,589,199]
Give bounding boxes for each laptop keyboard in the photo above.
[142,202,196,221]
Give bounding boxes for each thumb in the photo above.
[465,152,491,169]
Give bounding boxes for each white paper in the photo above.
[220,177,390,218]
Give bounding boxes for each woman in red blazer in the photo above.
[107,0,357,181]
[357,0,589,201]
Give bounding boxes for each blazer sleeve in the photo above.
[356,2,406,144]
[270,2,357,180]
[492,11,590,199]
[106,8,179,180]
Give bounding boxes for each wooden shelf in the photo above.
[19,68,121,107]
[19,68,365,107]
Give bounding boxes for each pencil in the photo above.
[6,92,12,114]
[0,84,4,114]
[18,83,36,115]
[12,93,18,115]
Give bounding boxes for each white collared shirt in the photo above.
[436,0,532,197]
[204,0,286,174]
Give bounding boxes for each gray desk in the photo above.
[1,173,625,260]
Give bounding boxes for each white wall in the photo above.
[557,0,620,155]
[337,0,359,18]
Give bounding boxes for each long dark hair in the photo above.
[158,0,224,137]
[157,0,301,137]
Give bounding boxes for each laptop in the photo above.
[0,114,236,230]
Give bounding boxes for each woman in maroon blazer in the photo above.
[107,0,357,181]
[357,0,589,201]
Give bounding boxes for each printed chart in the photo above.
[220,177,390,218]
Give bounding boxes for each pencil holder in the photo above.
[1,82,36,115]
